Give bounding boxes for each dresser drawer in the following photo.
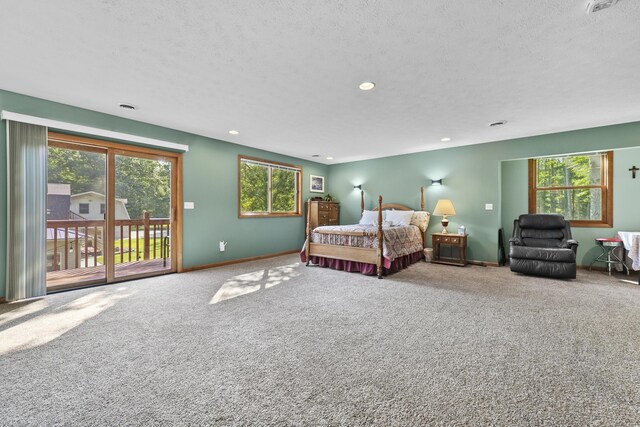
[432,235,462,245]
[308,201,340,231]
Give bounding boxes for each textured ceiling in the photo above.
[1,0,639,164]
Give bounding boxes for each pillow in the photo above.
[410,211,431,232]
[385,210,414,226]
[359,210,379,225]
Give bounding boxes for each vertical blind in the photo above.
[6,120,48,301]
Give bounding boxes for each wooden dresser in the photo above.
[307,201,339,230]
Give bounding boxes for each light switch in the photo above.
[184,202,195,209]
[485,203,493,210]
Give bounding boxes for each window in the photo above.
[79,203,90,214]
[529,151,613,227]
[238,156,302,217]
[100,203,106,214]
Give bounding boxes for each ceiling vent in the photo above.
[586,0,620,13]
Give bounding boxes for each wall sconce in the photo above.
[431,179,443,186]
[353,184,362,190]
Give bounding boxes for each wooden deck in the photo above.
[46,259,172,289]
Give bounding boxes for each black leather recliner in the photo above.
[509,214,579,279]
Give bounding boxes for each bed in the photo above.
[300,188,430,278]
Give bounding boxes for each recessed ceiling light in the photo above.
[440,137,451,142]
[489,120,507,127]
[119,103,136,110]
[229,130,239,135]
[359,81,375,91]
[326,156,333,160]
[311,154,320,157]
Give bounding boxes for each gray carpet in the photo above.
[1,256,639,426]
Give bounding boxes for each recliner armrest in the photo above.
[563,239,579,253]
[509,237,523,246]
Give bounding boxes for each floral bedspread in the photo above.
[310,224,424,261]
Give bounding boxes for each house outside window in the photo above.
[528,151,613,227]
[238,155,302,217]
[100,203,106,214]
[79,203,90,214]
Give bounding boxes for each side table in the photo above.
[432,233,468,267]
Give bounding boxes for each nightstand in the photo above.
[431,233,468,266]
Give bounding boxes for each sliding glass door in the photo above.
[46,142,108,288]
[112,151,175,280]
[46,134,180,291]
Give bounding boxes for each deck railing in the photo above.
[46,211,170,272]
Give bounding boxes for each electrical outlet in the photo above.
[184,202,195,209]
[485,203,493,210]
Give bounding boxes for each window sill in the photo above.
[568,220,613,228]
[239,213,302,218]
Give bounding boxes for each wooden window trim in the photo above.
[238,155,302,218]
[528,151,613,228]
[48,131,183,276]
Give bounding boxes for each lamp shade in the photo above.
[433,199,456,216]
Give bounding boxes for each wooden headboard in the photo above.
[360,186,425,215]
[374,203,412,211]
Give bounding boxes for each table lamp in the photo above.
[433,199,456,234]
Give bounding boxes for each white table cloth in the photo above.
[617,231,640,271]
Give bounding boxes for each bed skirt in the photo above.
[299,250,424,276]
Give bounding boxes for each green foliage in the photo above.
[115,156,171,219]
[48,147,172,219]
[240,161,297,214]
[48,147,106,194]
[271,169,295,212]
[535,154,603,220]
[240,163,268,213]
[96,236,168,265]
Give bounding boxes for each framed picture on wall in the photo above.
[310,175,325,193]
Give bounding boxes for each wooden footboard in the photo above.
[308,244,379,265]
[305,194,385,278]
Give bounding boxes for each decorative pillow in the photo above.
[410,211,431,232]
[386,210,414,226]
[359,210,380,225]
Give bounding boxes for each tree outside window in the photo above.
[238,156,301,217]
[528,151,613,227]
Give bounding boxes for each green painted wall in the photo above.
[0,90,328,298]
[2,88,639,298]
[501,148,640,266]
[327,122,640,264]
[500,158,528,248]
